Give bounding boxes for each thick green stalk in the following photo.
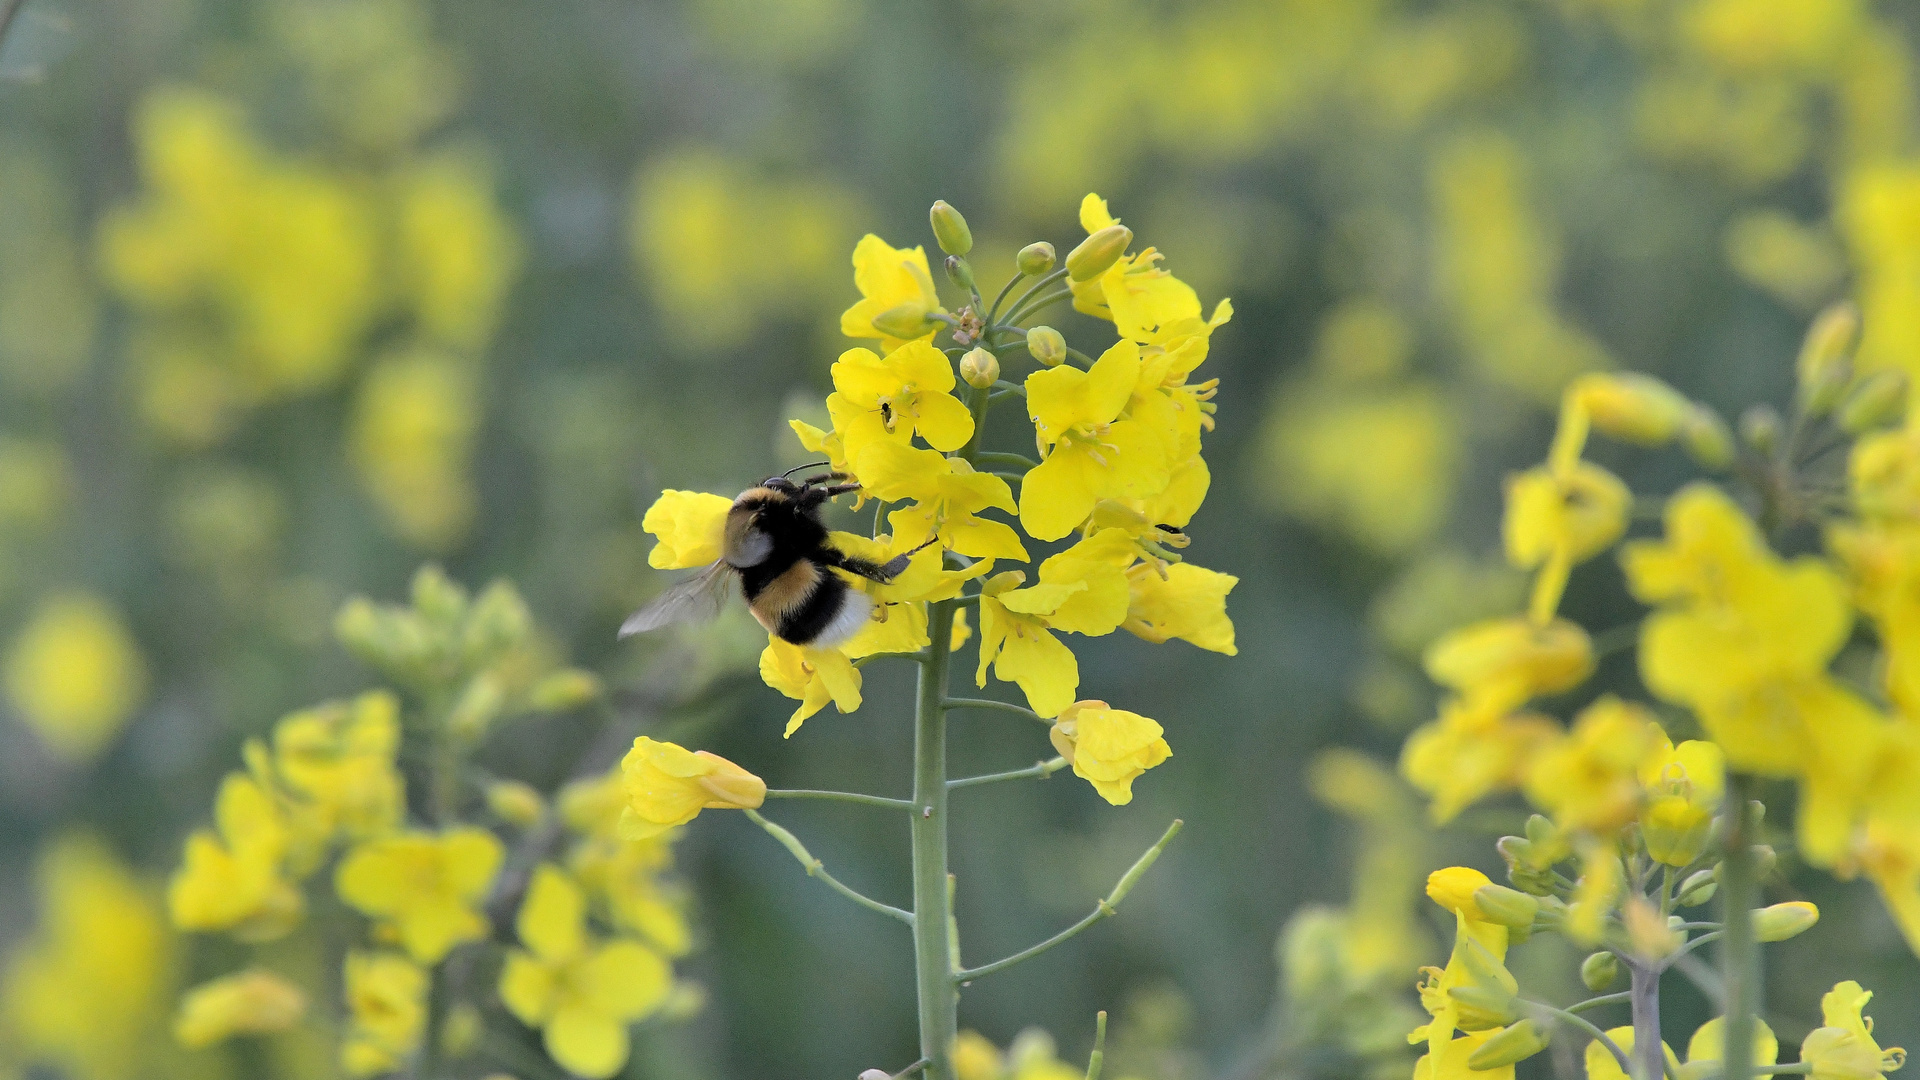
[912,598,959,1077]
[1721,778,1761,1080]
[1630,960,1662,1080]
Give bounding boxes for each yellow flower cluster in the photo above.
[637,194,1239,805]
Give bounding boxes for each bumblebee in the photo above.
[619,465,931,647]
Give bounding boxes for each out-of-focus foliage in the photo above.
[3,0,1920,1077]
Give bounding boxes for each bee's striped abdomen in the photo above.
[744,558,870,647]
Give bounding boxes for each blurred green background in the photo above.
[2,0,1919,1077]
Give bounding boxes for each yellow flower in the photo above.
[791,417,857,485]
[1682,1016,1779,1080]
[500,865,672,1079]
[2,835,172,1080]
[1402,701,1560,824]
[1503,460,1630,623]
[854,440,1026,561]
[173,969,307,1047]
[335,828,504,963]
[1020,340,1170,541]
[169,773,303,940]
[1567,840,1624,945]
[642,489,734,569]
[557,771,692,955]
[1585,1026,1680,1080]
[348,349,480,551]
[759,636,863,735]
[1121,561,1238,654]
[1411,868,1517,1062]
[1414,1028,1513,1080]
[974,536,1135,717]
[1849,819,1920,956]
[821,529,991,660]
[1801,982,1907,1080]
[840,233,943,351]
[1423,616,1593,715]
[827,339,975,461]
[3,591,148,762]
[618,736,765,838]
[270,690,405,846]
[976,570,1081,718]
[1639,737,1726,866]
[1049,699,1172,805]
[1524,697,1663,833]
[1071,195,1227,349]
[340,951,426,1078]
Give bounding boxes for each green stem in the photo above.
[948,757,1068,790]
[912,598,960,1076]
[959,382,992,464]
[986,271,1027,325]
[953,820,1181,983]
[976,451,1039,470]
[942,697,1047,722]
[745,809,915,925]
[764,788,913,810]
[1567,992,1631,1014]
[1086,1011,1108,1080]
[1631,960,1663,1080]
[1000,267,1069,325]
[1721,778,1762,1080]
[1524,1000,1633,1076]
[1004,288,1074,327]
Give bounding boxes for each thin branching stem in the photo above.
[948,757,1068,790]
[765,788,913,810]
[1525,1000,1636,1077]
[942,697,1045,722]
[1566,992,1631,1014]
[745,809,914,925]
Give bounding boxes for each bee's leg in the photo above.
[799,480,862,509]
[876,536,942,579]
[818,547,895,583]
[799,472,851,488]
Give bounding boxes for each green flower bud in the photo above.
[1841,369,1908,434]
[1754,901,1819,942]
[1753,843,1778,878]
[1676,868,1718,907]
[485,780,545,827]
[945,254,975,291]
[411,563,469,626]
[1449,986,1520,1031]
[1067,225,1131,281]
[1474,884,1541,928]
[1523,814,1556,848]
[1683,406,1735,471]
[1017,242,1056,276]
[526,669,601,712]
[930,200,973,256]
[1027,326,1068,367]
[1740,404,1782,457]
[1468,1019,1552,1070]
[872,303,935,340]
[960,347,1000,389]
[1581,950,1620,991]
[1797,301,1860,409]
[447,672,505,739]
[464,581,531,662]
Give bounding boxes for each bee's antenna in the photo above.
[781,460,832,479]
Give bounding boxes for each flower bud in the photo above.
[486,780,545,827]
[871,303,935,340]
[1841,370,1908,434]
[1469,1018,1552,1070]
[1581,950,1619,991]
[1798,301,1860,410]
[1027,325,1068,367]
[1740,404,1782,457]
[1449,985,1521,1030]
[526,669,601,712]
[1676,867,1718,906]
[1643,793,1714,867]
[1754,901,1819,942]
[620,737,766,840]
[1067,224,1132,281]
[945,254,975,291]
[959,347,999,389]
[1017,241,1056,276]
[1474,884,1541,928]
[1683,406,1735,471]
[1752,843,1778,878]
[1570,373,1693,445]
[930,200,972,256]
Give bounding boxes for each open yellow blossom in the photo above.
[1524,697,1663,833]
[169,772,303,940]
[974,536,1135,717]
[1049,700,1172,805]
[1423,616,1593,714]
[1415,1028,1514,1080]
[975,570,1081,718]
[825,530,991,659]
[557,771,692,955]
[1402,701,1560,824]
[1411,867,1517,1066]
[3,591,149,761]
[1639,736,1726,866]
[855,440,1026,561]
[500,865,672,1079]
[641,489,734,569]
[1020,340,1170,541]
[1801,981,1907,1080]
[1585,1027,1681,1080]
[1682,1016,1779,1080]
[1504,460,1631,623]
[791,418,856,484]
[827,339,974,460]
[759,636,863,735]
[173,969,307,1047]
[335,828,504,963]
[839,233,943,351]
[1071,195,1230,351]
[270,690,404,846]
[1122,561,1238,654]
[618,736,765,838]
[341,951,426,1078]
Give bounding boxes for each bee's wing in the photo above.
[618,562,735,638]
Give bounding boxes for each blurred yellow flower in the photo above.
[759,636,863,735]
[335,828,504,963]
[840,233,943,351]
[1049,699,1172,805]
[1801,981,1907,1080]
[1682,1016,1779,1080]
[394,150,519,350]
[1524,697,1662,834]
[1424,616,1593,715]
[1639,736,1726,866]
[271,690,405,846]
[500,865,672,1078]
[1,835,172,1080]
[827,339,975,461]
[1021,340,1169,541]
[349,349,481,551]
[341,951,426,1077]
[1585,1026,1680,1080]
[641,489,734,569]
[173,968,307,1048]
[169,773,304,940]
[3,592,148,761]
[619,736,765,838]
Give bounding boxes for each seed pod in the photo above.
[1468,1019,1552,1070]
[960,348,999,389]
[1067,225,1131,281]
[930,200,972,256]
[946,254,976,291]
[1028,326,1068,367]
[1581,950,1619,991]
[1017,242,1057,276]
[1840,369,1908,433]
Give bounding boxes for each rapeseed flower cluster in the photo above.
[636,193,1236,806]
[159,568,692,1078]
